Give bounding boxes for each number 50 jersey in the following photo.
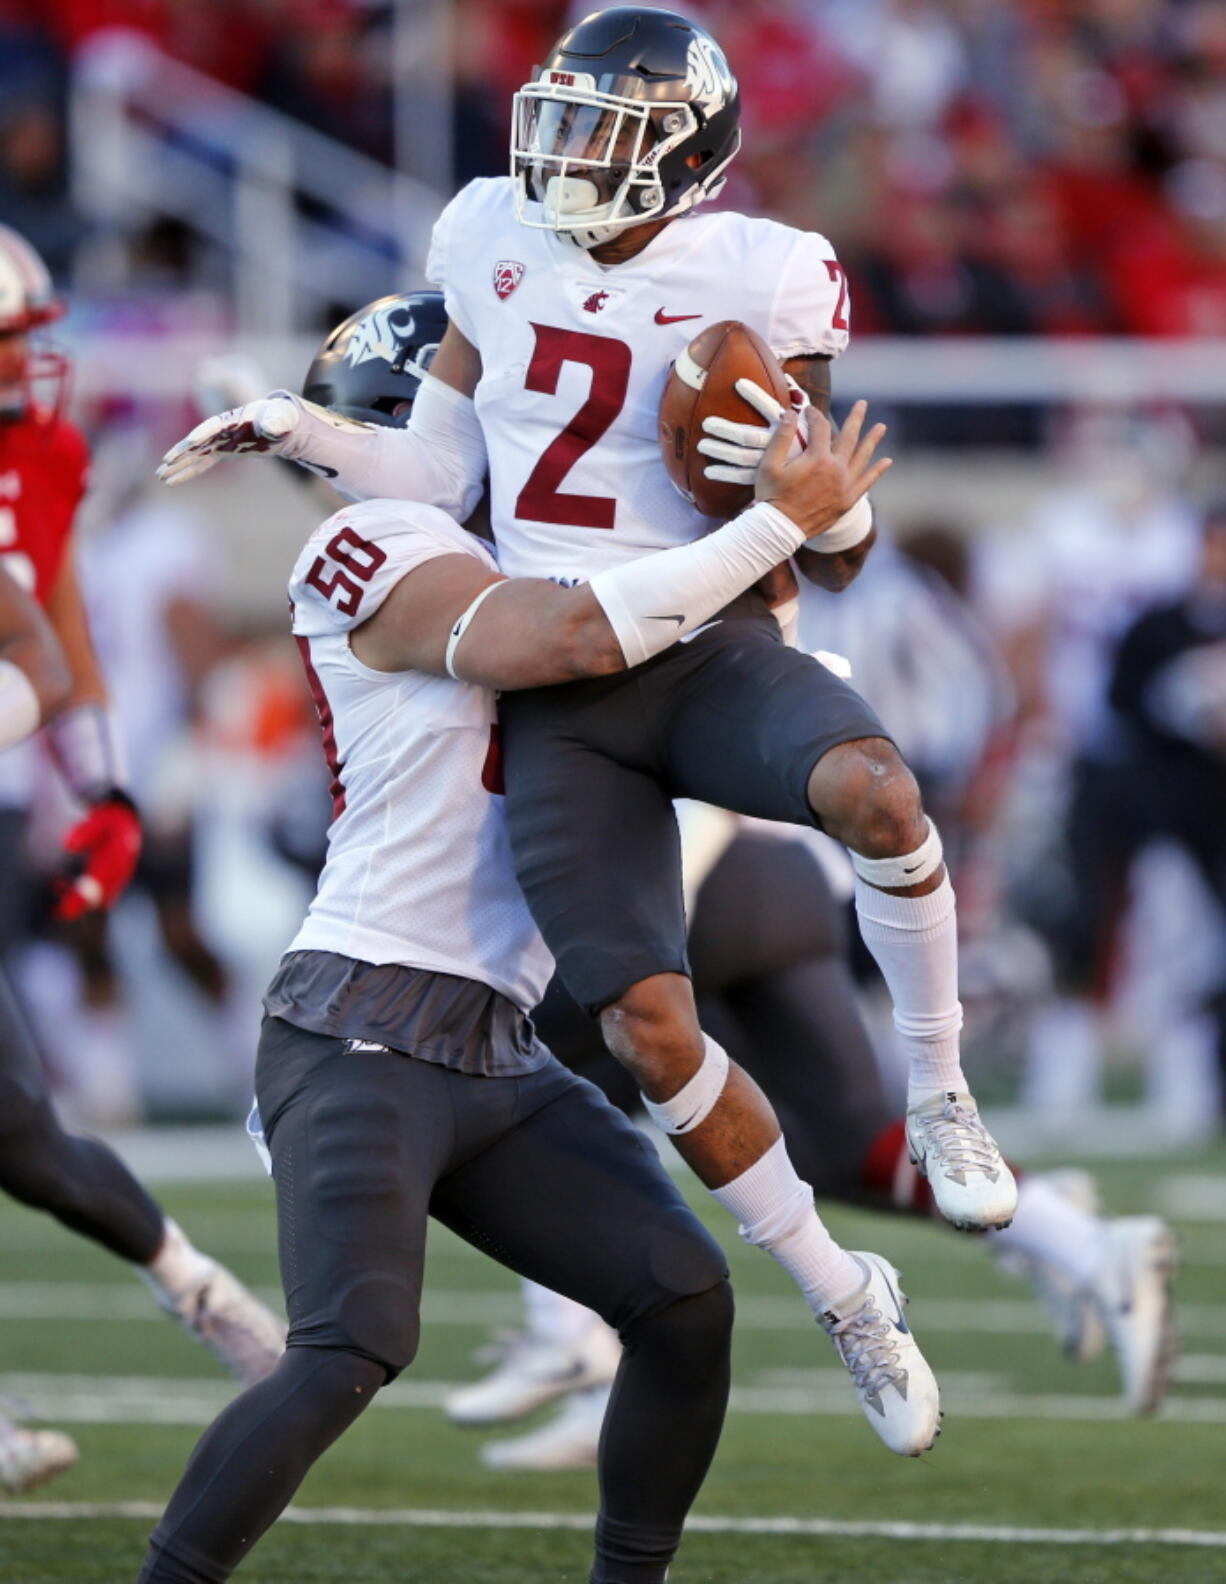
[287,497,554,1013]
[427,176,848,586]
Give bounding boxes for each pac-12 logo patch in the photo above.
[493,260,525,301]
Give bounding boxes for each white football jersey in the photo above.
[286,497,554,1012]
[427,176,848,584]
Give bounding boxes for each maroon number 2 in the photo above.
[825,260,850,332]
[515,324,632,530]
[304,525,388,617]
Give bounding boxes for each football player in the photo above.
[135,298,922,1584]
[160,7,1015,1393]
[0,227,285,1492]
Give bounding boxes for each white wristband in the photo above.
[590,501,806,669]
[0,658,41,751]
[808,494,873,554]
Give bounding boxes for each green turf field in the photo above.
[2,1143,1224,1583]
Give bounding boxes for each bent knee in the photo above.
[301,1274,421,1380]
[599,974,705,1093]
[808,739,926,856]
[630,1277,735,1363]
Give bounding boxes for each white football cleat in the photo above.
[819,1252,941,1457]
[480,1384,610,1471]
[445,1319,622,1428]
[0,1415,79,1491]
[160,1261,286,1385]
[995,1170,1107,1362]
[1089,1217,1178,1415]
[906,1090,1018,1231]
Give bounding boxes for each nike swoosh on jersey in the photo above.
[655,309,703,325]
[680,620,723,644]
[650,614,686,626]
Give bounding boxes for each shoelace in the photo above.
[828,1299,907,1399]
[923,1102,1001,1177]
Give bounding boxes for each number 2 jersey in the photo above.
[427,175,848,585]
[286,497,554,1013]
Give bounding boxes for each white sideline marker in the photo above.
[0,1503,1224,1549]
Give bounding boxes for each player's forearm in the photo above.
[590,502,810,668]
[280,377,487,518]
[0,635,71,749]
[0,567,71,740]
[449,580,625,689]
[458,501,814,685]
[161,375,488,522]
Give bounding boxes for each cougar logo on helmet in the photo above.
[344,304,416,369]
[685,35,733,111]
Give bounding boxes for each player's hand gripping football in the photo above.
[698,375,810,485]
[753,400,889,540]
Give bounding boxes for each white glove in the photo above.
[156,392,372,487]
[697,375,810,484]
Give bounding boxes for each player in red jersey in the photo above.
[0,222,140,916]
[0,228,285,1491]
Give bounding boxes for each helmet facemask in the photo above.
[0,330,69,421]
[0,225,68,420]
[512,74,733,249]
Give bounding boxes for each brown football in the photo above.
[658,319,791,520]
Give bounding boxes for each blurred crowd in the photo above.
[4,0,1226,336]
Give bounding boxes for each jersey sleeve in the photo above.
[289,499,497,638]
[768,230,851,362]
[425,184,481,348]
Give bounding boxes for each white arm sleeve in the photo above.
[589,502,807,669]
[277,375,487,518]
[0,658,41,751]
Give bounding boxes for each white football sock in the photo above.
[137,1218,216,1304]
[992,1176,1109,1288]
[712,1137,863,1316]
[853,873,967,1108]
[522,1281,601,1350]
